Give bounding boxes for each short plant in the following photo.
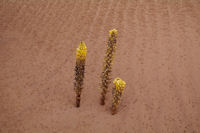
[100,29,118,105]
[74,41,87,107]
[111,77,126,115]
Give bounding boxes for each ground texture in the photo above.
[0,0,200,133]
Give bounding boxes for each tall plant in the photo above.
[74,41,87,107]
[100,29,118,105]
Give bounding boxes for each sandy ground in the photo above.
[0,0,200,133]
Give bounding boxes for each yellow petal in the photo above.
[109,29,118,37]
[113,77,126,92]
[76,41,87,60]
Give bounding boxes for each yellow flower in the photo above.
[76,41,87,60]
[113,77,126,92]
[109,29,118,37]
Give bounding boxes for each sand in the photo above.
[0,0,200,133]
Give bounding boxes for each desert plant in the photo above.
[74,41,87,107]
[111,77,126,115]
[100,29,118,105]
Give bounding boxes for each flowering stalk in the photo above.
[74,41,87,107]
[100,29,118,105]
[111,77,126,115]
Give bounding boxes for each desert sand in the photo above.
[0,0,200,133]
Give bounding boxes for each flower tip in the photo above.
[113,77,126,89]
[109,29,118,36]
[78,41,87,50]
[76,41,87,60]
